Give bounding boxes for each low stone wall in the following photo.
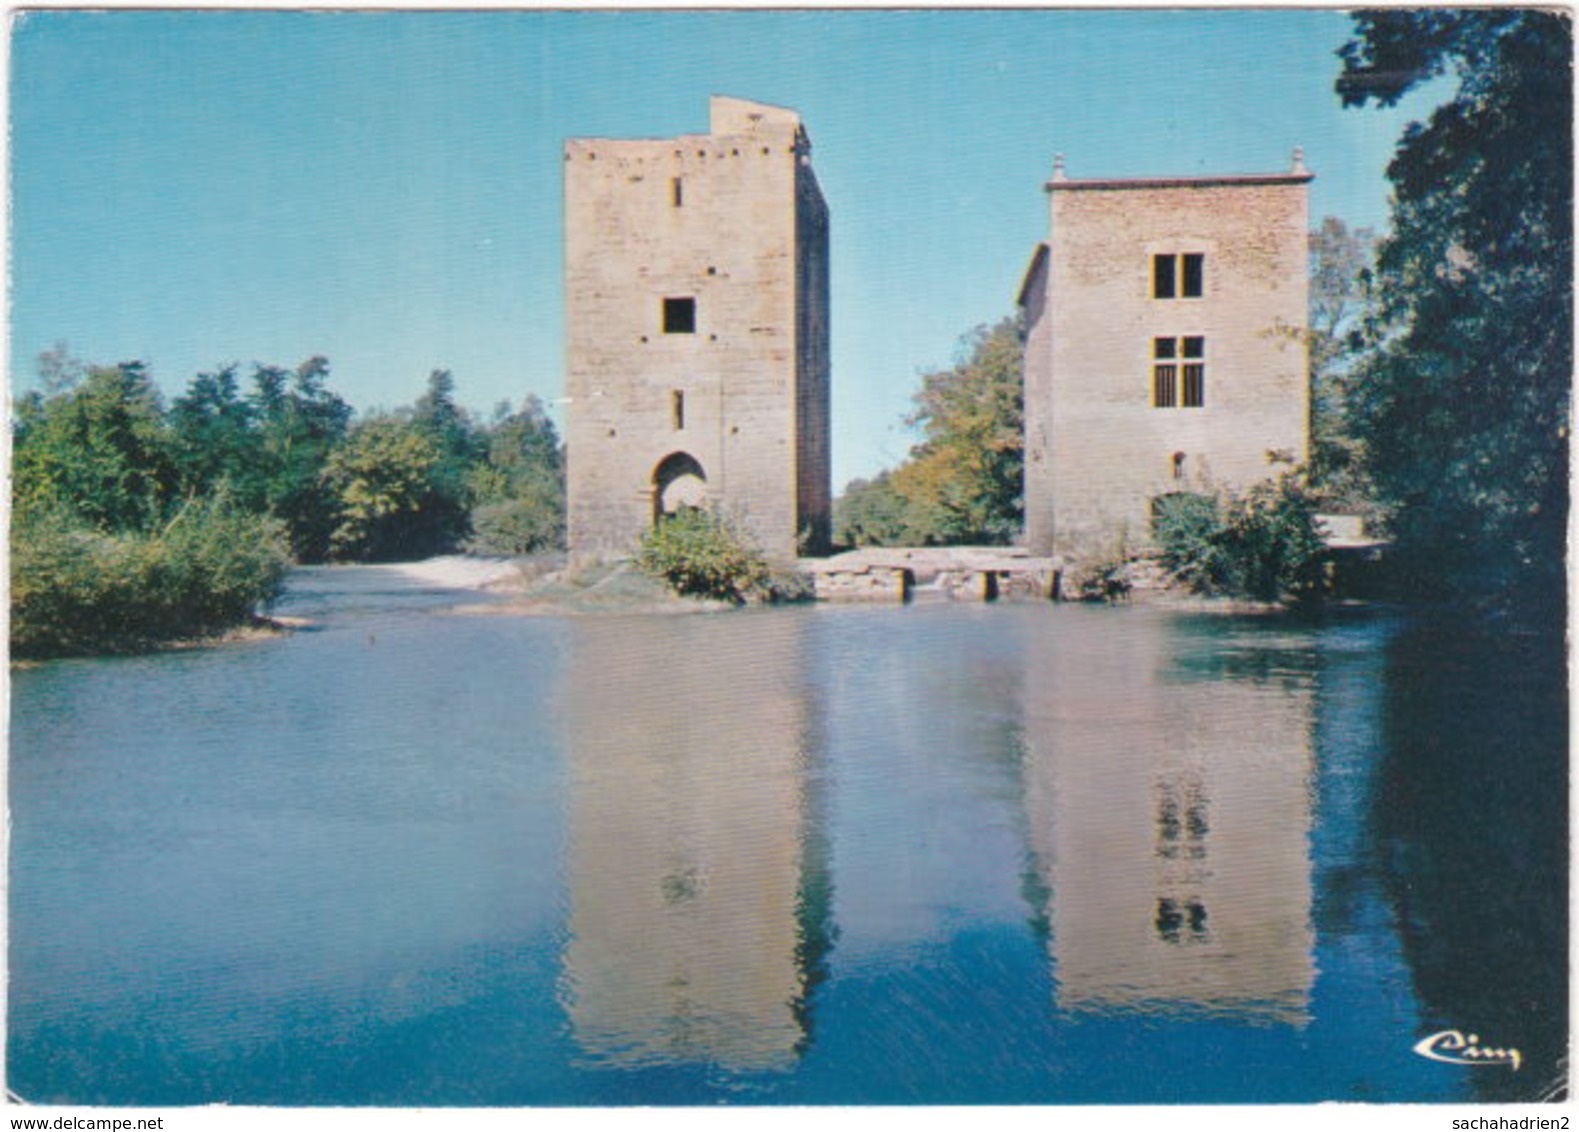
[811,566,911,603]
[806,548,1060,604]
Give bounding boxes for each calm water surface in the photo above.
[8,567,1567,1105]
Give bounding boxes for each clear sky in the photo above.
[9,7,1444,488]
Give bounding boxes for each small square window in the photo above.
[1182,336,1205,359]
[663,297,696,334]
[1154,337,1177,360]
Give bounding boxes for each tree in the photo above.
[466,394,566,555]
[322,417,451,562]
[405,368,483,550]
[250,356,353,561]
[9,356,291,656]
[1307,217,1379,513]
[1337,10,1571,614]
[833,471,917,548]
[410,369,477,463]
[890,316,1025,544]
[37,341,85,394]
[169,365,259,501]
[12,361,177,532]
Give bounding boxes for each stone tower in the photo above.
[1018,155,1312,560]
[564,96,831,560]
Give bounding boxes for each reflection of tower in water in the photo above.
[1022,615,1316,1025]
[560,616,827,1071]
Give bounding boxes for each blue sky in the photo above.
[9,8,1443,487]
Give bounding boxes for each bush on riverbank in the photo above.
[1154,472,1331,604]
[635,507,771,605]
[11,496,291,658]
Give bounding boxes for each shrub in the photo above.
[156,494,293,632]
[635,507,770,604]
[1153,472,1331,605]
[466,488,564,556]
[1215,475,1331,603]
[11,496,290,658]
[1152,492,1223,591]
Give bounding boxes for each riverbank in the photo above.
[6,555,1305,668]
[8,614,296,668]
[377,553,1303,616]
[408,553,1307,617]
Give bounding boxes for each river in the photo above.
[7,566,1568,1105]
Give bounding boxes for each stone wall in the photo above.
[1021,164,1312,560]
[564,97,831,561]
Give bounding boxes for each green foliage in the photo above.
[1152,492,1223,589]
[12,361,178,532]
[835,317,1024,548]
[635,507,771,604]
[1338,10,1571,614]
[467,490,563,556]
[169,365,257,501]
[1307,217,1382,517]
[833,471,920,547]
[465,395,565,554]
[893,317,1025,544]
[407,368,483,544]
[1214,476,1332,604]
[10,349,568,654]
[249,357,354,562]
[322,418,452,562]
[1153,474,1332,605]
[11,495,289,658]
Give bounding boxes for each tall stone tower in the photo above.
[1018,155,1312,561]
[564,96,831,560]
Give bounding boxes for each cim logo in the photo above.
[1413,1029,1522,1072]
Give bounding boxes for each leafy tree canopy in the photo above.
[13,361,177,533]
[836,317,1024,548]
[1307,216,1380,515]
[1337,9,1571,614]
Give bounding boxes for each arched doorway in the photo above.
[652,452,708,521]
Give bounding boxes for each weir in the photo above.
[803,546,1061,603]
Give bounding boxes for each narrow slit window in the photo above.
[671,389,685,430]
[671,177,684,207]
[663,297,696,334]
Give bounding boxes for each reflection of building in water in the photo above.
[1021,614,1316,1024]
[560,616,827,1071]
